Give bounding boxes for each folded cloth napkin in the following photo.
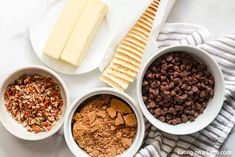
[135,23,235,157]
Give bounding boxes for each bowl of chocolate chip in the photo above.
[137,45,225,135]
[0,65,69,140]
[64,87,145,157]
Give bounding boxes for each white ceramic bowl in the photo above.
[137,45,225,135]
[64,87,145,157]
[0,65,69,140]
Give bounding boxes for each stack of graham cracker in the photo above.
[100,0,161,91]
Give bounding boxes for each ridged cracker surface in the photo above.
[100,0,161,91]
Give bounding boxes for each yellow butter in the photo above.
[61,0,107,66]
[43,0,88,59]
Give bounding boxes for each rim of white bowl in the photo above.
[137,45,225,135]
[64,87,145,157]
[0,65,69,140]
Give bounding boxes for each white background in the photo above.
[0,0,234,156]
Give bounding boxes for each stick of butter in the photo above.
[43,0,88,59]
[60,0,107,66]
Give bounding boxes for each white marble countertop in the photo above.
[0,0,234,156]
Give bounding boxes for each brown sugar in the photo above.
[72,94,137,157]
[107,107,117,118]
[115,113,124,126]
[121,138,133,149]
[110,98,132,114]
[87,111,96,123]
[123,114,137,127]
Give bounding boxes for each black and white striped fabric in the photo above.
[135,23,235,157]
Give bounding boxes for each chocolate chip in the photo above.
[186,86,191,91]
[174,87,180,92]
[166,55,173,62]
[186,64,192,70]
[142,52,215,125]
[150,82,157,89]
[143,96,148,103]
[174,66,179,71]
[167,120,172,124]
[194,112,199,118]
[181,94,187,100]
[173,72,180,78]
[175,105,181,111]
[189,116,196,122]
[172,118,181,125]
[181,84,187,90]
[149,101,156,108]
[181,114,188,123]
[163,95,171,103]
[162,64,168,71]
[185,101,192,106]
[169,82,174,89]
[163,91,170,95]
[170,90,176,97]
[154,108,162,117]
[168,107,176,115]
[166,113,173,120]
[142,81,149,87]
[195,103,202,110]
[156,96,162,102]
[150,66,157,72]
[149,94,154,100]
[192,86,198,92]
[155,74,160,79]
[173,78,180,85]
[180,64,186,70]
[175,95,183,102]
[152,89,159,97]
[159,116,166,122]
[200,91,206,98]
[187,90,194,96]
[146,73,154,79]
[160,76,166,81]
[162,107,168,113]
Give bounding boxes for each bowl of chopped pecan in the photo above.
[64,87,145,157]
[0,65,69,140]
[137,45,225,135]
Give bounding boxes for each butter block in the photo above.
[43,0,88,59]
[61,0,107,66]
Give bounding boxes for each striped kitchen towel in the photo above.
[136,23,235,157]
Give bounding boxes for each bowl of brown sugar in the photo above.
[64,88,145,157]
